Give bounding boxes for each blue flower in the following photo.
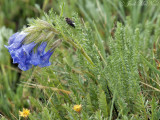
[38,50,54,67]
[5,32,54,71]
[30,42,54,67]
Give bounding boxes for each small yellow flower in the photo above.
[73,104,82,113]
[19,108,30,118]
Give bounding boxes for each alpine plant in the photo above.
[5,20,61,71]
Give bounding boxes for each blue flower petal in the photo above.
[5,32,27,52]
[30,42,47,66]
[11,47,27,63]
[37,42,47,56]
[14,32,27,43]
[38,50,54,67]
[30,52,41,66]
[18,62,32,71]
[5,42,22,52]
[22,42,36,56]
[8,32,19,45]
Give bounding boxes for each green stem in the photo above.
[60,32,95,66]
[80,46,95,66]
[94,44,107,66]
[53,19,95,66]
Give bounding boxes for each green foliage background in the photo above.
[0,0,160,119]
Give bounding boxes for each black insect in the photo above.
[65,18,75,28]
